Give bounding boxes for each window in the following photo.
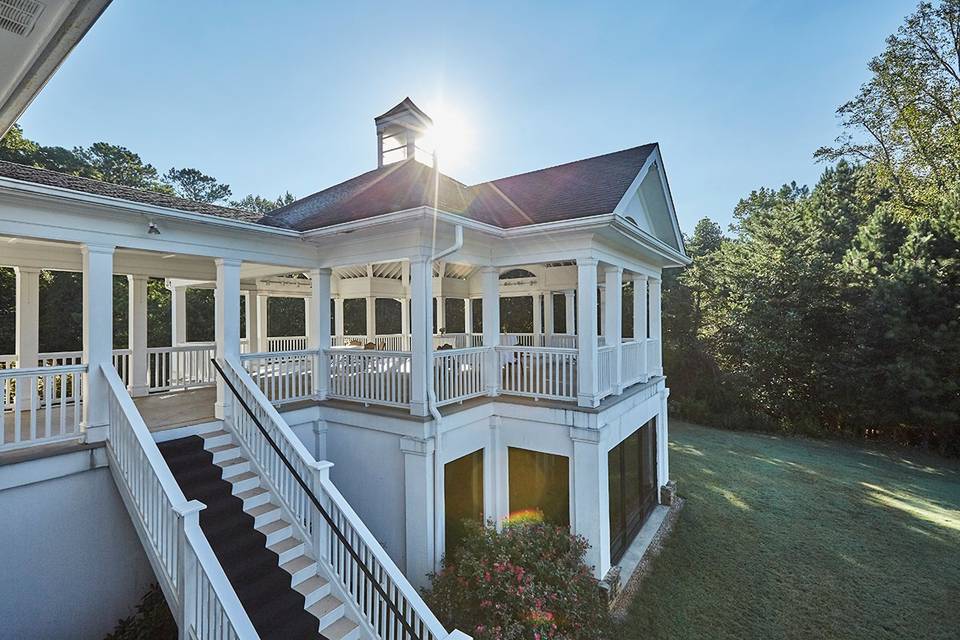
[508,448,570,527]
[381,134,407,165]
[444,449,485,554]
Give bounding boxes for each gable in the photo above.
[615,152,684,253]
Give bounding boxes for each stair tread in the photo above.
[322,617,359,639]
[201,429,230,439]
[237,486,269,500]
[218,456,248,467]
[231,470,258,482]
[281,555,316,574]
[247,503,280,517]
[307,594,344,619]
[269,536,303,554]
[259,519,291,535]
[294,575,329,597]
[208,443,239,453]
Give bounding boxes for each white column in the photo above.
[245,292,259,352]
[532,292,542,345]
[309,269,331,399]
[334,297,345,339]
[657,388,670,491]
[571,428,610,579]
[13,267,40,370]
[598,288,606,338]
[463,298,473,338]
[576,258,600,407]
[168,284,187,346]
[127,275,149,397]
[304,297,313,345]
[564,290,575,334]
[480,267,500,396]
[604,266,623,395]
[649,277,663,376]
[365,296,376,342]
[435,296,446,334]
[633,275,648,380]
[400,437,436,587]
[81,244,115,441]
[543,291,554,342]
[215,258,242,420]
[400,297,410,347]
[256,293,269,351]
[409,257,431,416]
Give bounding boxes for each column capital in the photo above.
[13,266,41,275]
[81,243,115,256]
[127,273,149,283]
[400,436,436,456]
[577,257,599,268]
[479,265,499,275]
[310,267,333,277]
[215,257,242,268]
[631,273,649,282]
[604,264,624,275]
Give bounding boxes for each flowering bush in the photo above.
[425,519,611,640]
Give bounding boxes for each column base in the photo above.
[409,401,430,417]
[128,385,150,398]
[577,394,601,408]
[83,423,108,444]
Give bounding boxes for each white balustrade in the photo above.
[647,337,662,373]
[598,345,616,398]
[496,346,577,401]
[215,358,459,640]
[103,364,257,640]
[266,335,308,352]
[545,334,577,349]
[0,364,85,451]
[621,340,646,387]
[331,335,368,347]
[147,344,216,392]
[240,350,315,405]
[112,349,132,388]
[373,334,408,351]
[500,332,538,347]
[328,350,411,408]
[433,347,487,406]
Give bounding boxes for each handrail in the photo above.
[211,358,448,640]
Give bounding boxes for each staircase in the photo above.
[159,428,363,640]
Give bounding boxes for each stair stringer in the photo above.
[218,414,376,640]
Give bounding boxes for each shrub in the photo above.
[425,519,611,640]
[104,583,176,640]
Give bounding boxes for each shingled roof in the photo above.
[262,143,658,231]
[0,160,260,223]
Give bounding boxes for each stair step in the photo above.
[293,575,331,608]
[230,471,260,493]
[201,429,232,448]
[237,486,271,509]
[281,555,318,585]
[269,536,306,564]
[307,594,345,629]
[208,443,241,463]
[321,616,361,640]
[218,457,251,478]
[247,502,281,525]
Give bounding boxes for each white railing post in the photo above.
[649,277,663,376]
[576,258,600,408]
[176,500,205,640]
[215,259,242,421]
[81,243,115,442]
[480,267,500,397]
[604,265,623,395]
[309,460,333,562]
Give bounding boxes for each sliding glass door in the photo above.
[444,449,485,556]
[608,419,658,563]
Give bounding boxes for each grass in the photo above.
[619,421,960,640]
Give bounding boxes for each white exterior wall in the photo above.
[0,453,155,640]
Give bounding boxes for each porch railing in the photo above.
[621,340,646,387]
[327,350,411,408]
[103,363,258,639]
[266,335,308,352]
[0,364,85,452]
[433,347,487,406]
[496,346,577,401]
[213,358,461,640]
[598,345,616,398]
[240,350,315,405]
[147,343,216,392]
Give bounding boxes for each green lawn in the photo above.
[620,421,960,640]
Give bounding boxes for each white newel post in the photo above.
[309,460,334,561]
[310,268,331,400]
[215,258,242,420]
[564,290,575,335]
[14,267,40,370]
[400,436,436,588]
[128,275,149,397]
[256,293,269,352]
[176,500,205,640]
[334,297,345,340]
[633,275,648,380]
[81,244,115,441]
[576,258,600,407]
[532,292,542,345]
[409,257,431,416]
[481,266,500,397]
[649,277,663,376]
[365,296,376,342]
[604,265,623,395]
[543,291,554,342]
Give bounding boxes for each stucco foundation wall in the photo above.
[0,464,155,639]
[325,422,407,568]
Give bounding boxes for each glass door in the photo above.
[608,419,658,563]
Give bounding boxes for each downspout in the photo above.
[427,223,463,424]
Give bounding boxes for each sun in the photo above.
[419,103,475,174]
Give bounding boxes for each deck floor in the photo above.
[133,386,217,431]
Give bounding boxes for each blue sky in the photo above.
[17,1,914,233]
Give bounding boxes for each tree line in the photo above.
[663,1,960,455]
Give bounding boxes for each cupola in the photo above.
[374,98,435,168]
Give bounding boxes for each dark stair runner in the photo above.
[159,435,326,640]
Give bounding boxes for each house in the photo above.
[0,98,689,639]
